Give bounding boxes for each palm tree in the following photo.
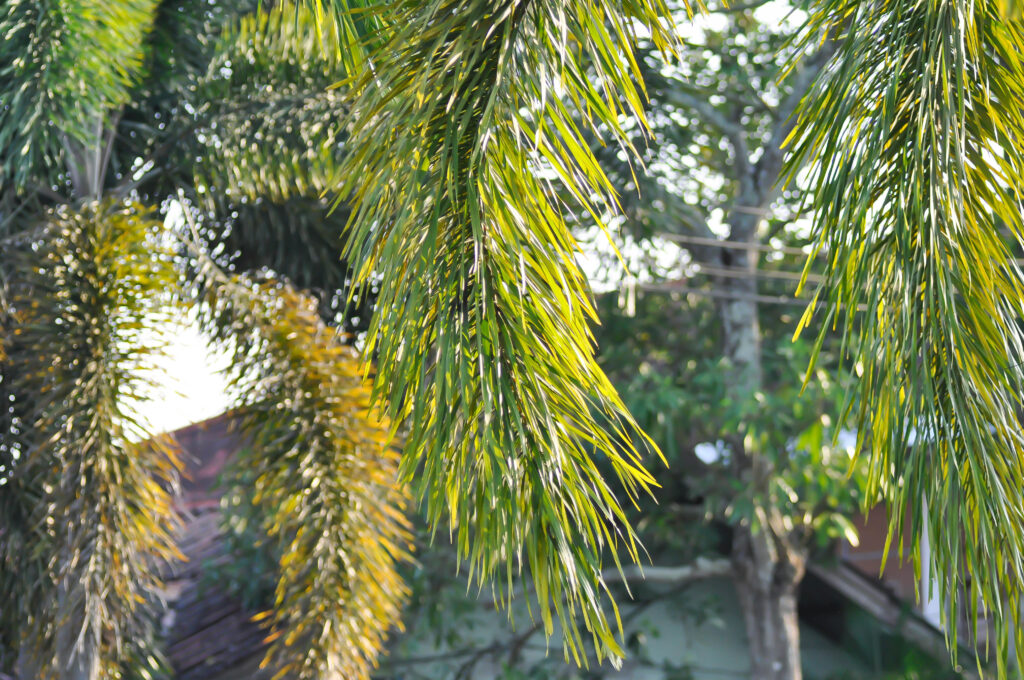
[0,1,677,678]
[0,4,406,679]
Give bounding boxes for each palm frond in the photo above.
[181,6,364,326]
[191,254,410,680]
[0,199,182,677]
[310,0,681,664]
[0,265,29,674]
[0,0,161,188]
[193,4,347,202]
[788,0,1024,668]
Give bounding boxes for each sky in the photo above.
[133,314,232,435]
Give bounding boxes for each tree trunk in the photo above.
[52,537,101,680]
[62,114,116,201]
[717,206,805,680]
[695,42,835,671]
[733,524,806,680]
[55,615,100,680]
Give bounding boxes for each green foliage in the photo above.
[0,3,415,676]
[206,457,282,612]
[594,284,870,555]
[0,199,181,678]
[788,0,1024,667]
[192,257,411,680]
[0,0,161,188]
[195,5,346,202]
[181,4,370,329]
[587,0,806,250]
[317,0,683,664]
[9,0,1024,676]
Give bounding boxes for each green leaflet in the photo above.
[195,5,348,203]
[788,0,1024,670]
[191,261,411,680]
[313,0,681,665]
[0,0,161,188]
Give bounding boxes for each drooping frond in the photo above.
[788,0,1024,668]
[142,0,257,100]
[310,0,681,664]
[105,0,260,201]
[191,254,410,680]
[0,199,182,678]
[0,0,161,188]
[194,4,347,202]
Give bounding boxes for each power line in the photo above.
[634,281,817,307]
[632,282,869,312]
[657,232,813,256]
[691,263,825,285]
[662,231,1024,271]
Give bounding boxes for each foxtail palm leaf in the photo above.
[0,0,161,192]
[191,253,410,680]
[187,5,368,326]
[0,200,182,678]
[314,0,682,664]
[789,0,1024,667]
[194,5,346,203]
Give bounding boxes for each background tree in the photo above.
[593,4,849,677]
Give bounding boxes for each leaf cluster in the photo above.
[788,0,1024,668]
[317,0,684,664]
[0,199,181,679]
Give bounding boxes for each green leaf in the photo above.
[0,0,161,188]
[788,0,1024,669]
[309,0,681,665]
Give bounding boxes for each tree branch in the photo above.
[659,88,752,180]
[666,203,724,265]
[706,0,777,13]
[755,39,838,197]
[603,557,733,585]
